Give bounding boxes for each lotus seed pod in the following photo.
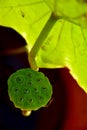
[8,68,53,111]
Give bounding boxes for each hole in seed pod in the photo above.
[24,89,29,94]
[34,88,38,92]
[16,76,23,84]
[42,87,47,91]
[37,78,42,82]
[27,81,32,86]
[19,97,23,102]
[29,98,33,103]
[27,73,32,77]
[38,96,43,100]
[14,88,18,92]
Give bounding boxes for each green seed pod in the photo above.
[7,68,53,111]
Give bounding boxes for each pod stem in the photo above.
[21,110,32,116]
[29,13,59,71]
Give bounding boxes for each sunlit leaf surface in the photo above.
[44,0,87,27]
[0,0,51,49]
[0,0,87,92]
[36,19,87,92]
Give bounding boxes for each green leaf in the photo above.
[36,19,87,92]
[0,0,51,49]
[0,0,87,92]
[44,0,87,27]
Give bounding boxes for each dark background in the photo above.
[0,26,87,130]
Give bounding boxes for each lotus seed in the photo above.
[20,97,23,102]
[27,81,32,85]
[37,78,41,82]
[34,88,38,92]
[38,96,43,100]
[16,76,23,84]
[24,89,29,94]
[14,88,18,92]
[8,68,53,111]
[42,87,47,91]
[29,98,33,103]
[27,73,32,77]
